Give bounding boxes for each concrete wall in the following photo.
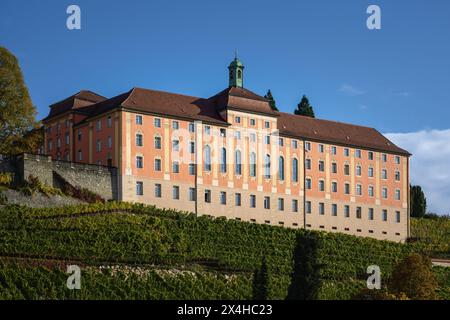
[13,153,118,200]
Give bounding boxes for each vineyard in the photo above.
[0,202,448,299]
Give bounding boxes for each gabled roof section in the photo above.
[43,90,107,121]
[209,87,278,116]
[278,112,410,156]
[76,87,228,126]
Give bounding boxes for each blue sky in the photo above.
[1,0,450,213]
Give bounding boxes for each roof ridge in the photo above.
[132,86,203,100]
[279,112,377,131]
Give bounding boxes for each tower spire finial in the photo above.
[234,49,238,60]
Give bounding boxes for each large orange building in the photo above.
[42,58,411,242]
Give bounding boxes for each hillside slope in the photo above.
[0,202,448,300]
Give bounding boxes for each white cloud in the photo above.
[385,129,450,215]
[338,84,366,96]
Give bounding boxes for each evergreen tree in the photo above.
[0,47,37,154]
[410,185,427,218]
[286,232,322,300]
[264,89,278,111]
[252,256,269,300]
[294,95,315,118]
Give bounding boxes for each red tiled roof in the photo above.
[278,112,410,155]
[43,90,106,121]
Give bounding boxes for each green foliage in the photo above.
[410,185,427,218]
[0,173,13,186]
[252,256,269,300]
[19,175,63,197]
[0,47,37,154]
[410,216,450,259]
[264,90,278,111]
[389,254,437,300]
[286,232,322,300]
[0,202,448,300]
[294,95,315,118]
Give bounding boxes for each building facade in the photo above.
[42,58,411,242]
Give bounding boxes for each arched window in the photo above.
[279,156,285,181]
[204,145,211,171]
[292,158,299,182]
[237,69,242,79]
[220,147,227,173]
[264,154,271,179]
[250,152,256,177]
[235,150,242,175]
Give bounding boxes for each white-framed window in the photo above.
[332,204,338,216]
[319,203,325,215]
[292,200,298,213]
[250,152,257,177]
[382,210,388,221]
[172,140,179,152]
[356,207,362,219]
[395,171,401,181]
[220,128,226,137]
[382,153,387,162]
[344,164,350,175]
[107,116,112,128]
[356,165,362,176]
[278,198,284,211]
[172,186,180,200]
[107,136,112,149]
[396,211,401,223]
[220,148,227,173]
[154,118,160,128]
[250,195,256,208]
[154,158,161,171]
[278,156,285,181]
[154,136,161,149]
[395,189,401,200]
[292,158,299,182]
[189,122,195,133]
[344,148,350,157]
[235,193,241,206]
[235,116,241,124]
[264,135,270,145]
[278,138,284,146]
[136,115,143,125]
[204,145,211,171]
[331,162,337,174]
[235,131,241,140]
[368,167,374,177]
[355,149,362,158]
[332,182,338,193]
[250,119,256,126]
[382,187,388,199]
[306,201,311,214]
[318,144,324,153]
[305,141,311,151]
[344,183,350,195]
[220,191,226,205]
[368,185,374,197]
[204,126,211,135]
[305,159,311,170]
[155,183,162,198]
[96,119,102,131]
[395,156,401,165]
[319,180,325,192]
[205,190,211,203]
[356,184,362,196]
[172,161,180,173]
[319,160,325,172]
[172,121,179,130]
[249,133,256,143]
[136,133,143,147]
[264,196,270,210]
[292,140,298,149]
[331,146,337,155]
[65,132,70,145]
[77,149,82,161]
[136,156,143,169]
[189,163,195,176]
[264,154,271,178]
[136,181,143,196]
[306,178,312,190]
[264,121,270,129]
[235,150,242,175]
[96,139,102,152]
[189,188,196,201]
[189,141,195,154]
[344,205,350,218]
[382,169,388,180]
[368,208,374,220]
